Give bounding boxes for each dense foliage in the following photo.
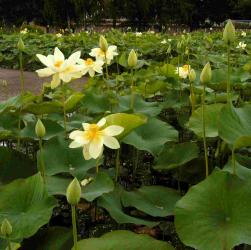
[0,24,251,249]
[1,0,251,28]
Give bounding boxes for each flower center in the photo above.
[86,124,101,140]
[85,58,94,65]
[98,49,105,57]
[54,60,63,68]
[182,65,189,72]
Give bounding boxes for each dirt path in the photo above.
[0,68,87,101]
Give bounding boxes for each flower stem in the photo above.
[227,45,231,104]
[189,81,196,114]
[96,158,100,174]
[202,85,209,178]
[39,138,46,183]
[71,205,78,250]
[7,237,12,250]
[130,69,135,112]
[115,149,120,182]
[19,51,25,95]
[232,148,236,175]
[61,84,67,137]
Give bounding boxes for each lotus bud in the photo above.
[128,49,137,68]
[99,35,108,52]
[17,37,25,51]
[223,20,235,44]
[35,119,46,138]
[177,41,182,50]
[66,178,81,205]
[200,62,212,84]
[189,69,196,82]
[1,219,12,237]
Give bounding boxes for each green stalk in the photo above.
[96,158,100,174]
[61,84,67,137]
[227,45,231,104]
[115,149,120,183]
[189,81,195,114]
[130,69,135,112]
[202,84,209,178]
[7,237,12,250]
[39,138,46,183]
[232,148,236,175]
[71,205,78,250]
[19,51,25,95]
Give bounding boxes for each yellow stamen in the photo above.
[85,124,102,141]
[85,58,94,66]
[182,65,190,72]
[54,60,63,68]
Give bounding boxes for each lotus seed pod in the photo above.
[99,35,108,52]
[35,119,46,138]
[128,49,137,68]
[1,219,12,237]
[189,69,196,82]
[200,62,212,84]
[66,178,81,205]
[223,19,235,44]
[17,37,25,51]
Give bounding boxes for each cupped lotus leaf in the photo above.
[121,185,181,217]
[188,103,224,137]
[154,142,199,170]
[64,93,84,112]
[175,170,251,250]
[38,136,96,178]
[218,104,251,148]
[104,113,147,139]
[82,172,114,202]
[123,117,178,156]
[117,95,162,117]
[0,173,57,240]
[21,227,73,250]
[23,101,62,115]
[0,147,37,185]
[74,230,174,250]
[20,119,64,140]
[98,187,158,227]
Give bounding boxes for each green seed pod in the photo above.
[66,178,81,205]
[200,62,212,84]
[223,19,235,44]
[1,219,12,237]
[189,69,196,82]
[128,49,137,68]
[99,35,108,52]
[17,37,25,51]
[35,119,46,138]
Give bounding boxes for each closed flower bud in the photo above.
[223,20,235,44]
[99,35,108,52]
[17,38,25,51]
[189,69,196,82]
[66,178,81,205]
[200,62,212,84]
[1,219,12,237]
[128,49,137,68]
[35,119,46,138]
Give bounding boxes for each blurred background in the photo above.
[0,0,251,31]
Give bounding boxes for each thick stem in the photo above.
[61,84,67,137]
[130,69,135,112]
[115,149,120,182]
[202,86,209,178]
[189,81,195,114]
[232,148,236,175]
[7,237,12,250]
[39,138,46,183]
[19,52,25,95]
[227,45,231,104]
[71,205,78,250]
[96,158,100,174]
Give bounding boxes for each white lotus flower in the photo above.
[81,177,93,187]
[56,33,62,38]
[36,47,83,89]
[78,58,104,77]
[135,32,142,37]
[175,64,191,79]
[241,31,246,37]
[236,41,247,50]
[69,118,124,160]
[20,28,28,34]
[161,39,167,44]
[89,46,118,65]
[168,39,172,42]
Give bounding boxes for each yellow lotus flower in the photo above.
[176,64,191,79]
[36,47,83,89]
[69,118,124,160]
[89,45,118,65]
[78,58,104,77]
